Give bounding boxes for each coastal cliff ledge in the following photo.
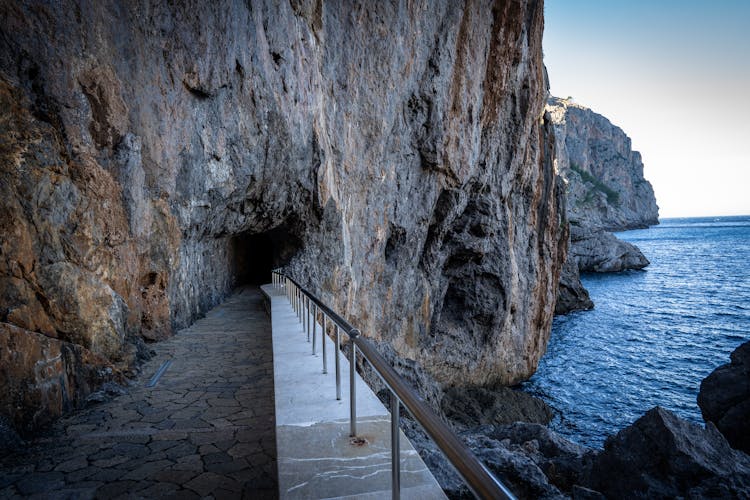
[547,97,659,314]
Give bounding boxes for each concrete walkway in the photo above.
[263,284,446,500]
[0,287,277,499]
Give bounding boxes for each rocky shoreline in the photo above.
[409,341,750,499]
[546,97,659,315]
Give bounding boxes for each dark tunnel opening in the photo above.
[230,225,303,286]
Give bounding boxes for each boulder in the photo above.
[407,420,594,499]
[555,256,594,315]
[698,340,750,453]
[554,225,647,314]
[569,227,648,273]
[482,423,595,493]
[442,385,553,429]
[417,430,567,500]
[581,406,750,498]
[0,416,24,451]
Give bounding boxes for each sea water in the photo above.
[524,216,750,448]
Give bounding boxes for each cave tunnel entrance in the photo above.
[231,224,302,286]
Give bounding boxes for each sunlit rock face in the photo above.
[0,0,564,431]
[547,97,659,314]
[547,97,658,231]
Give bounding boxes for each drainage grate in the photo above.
[146,360,173,388]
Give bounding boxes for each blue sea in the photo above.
[524,216,750,449]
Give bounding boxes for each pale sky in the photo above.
[544,0,750,218]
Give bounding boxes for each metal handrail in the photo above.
[271,270,516,500]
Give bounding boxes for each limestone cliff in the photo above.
[546,97,658,314]
[547,97,658,231]
[0,0,564,433]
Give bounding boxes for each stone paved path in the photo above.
[0,287,278,499]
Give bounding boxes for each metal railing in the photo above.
[271,270,516,500]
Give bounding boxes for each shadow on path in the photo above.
[0,286,278,499]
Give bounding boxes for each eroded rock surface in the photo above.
[554,257,593,315]
[410,420,594,499]
[0,322,123,433]
[581,406,750,499]
[442,385,553,429]
[698,340,750,454]
[569,227,648,273]
[0,0,564,432]
[412,405,750,499]
[547,97,658,231]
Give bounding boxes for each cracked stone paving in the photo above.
[0,287,278,499]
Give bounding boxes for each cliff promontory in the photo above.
[547,97,658,313]
[0,0,564,434]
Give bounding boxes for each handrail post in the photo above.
[306,296,311,337]
[335,325,341,400]
[391,390,401,500]
[309,303,314,343]
[313,312,318,355]
[349,331,359,437]
[322,312,327,374]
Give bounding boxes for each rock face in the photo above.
[581,406,750,499]
[0,323,123,433]
[442,385,553,429]
[411,421,595,499]
[547,97,658,231]
[0,0,564,432]
[698,340,750,454]
[554,257,593,315]
[570,227,648,273]
[412,406,750,499]
[546,97,658,314]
